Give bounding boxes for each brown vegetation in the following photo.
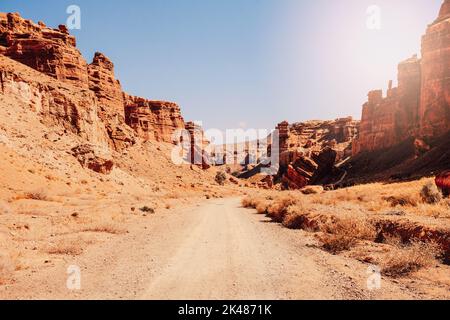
[242,177,449,276]
[381,241,441,277]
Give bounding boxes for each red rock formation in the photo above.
[185,121,211,170]
[436,170,450,197]
[88,52,124,113]
[124,94,185,143]
[0,55,110,147]
[88,52,136,151]
[353,56,422,154]
[0,13,89,88]
[1,12,193,154]
[354,1,450,154]
[72,144,114,175]
[420,0,450,138]
[274,118,357,190]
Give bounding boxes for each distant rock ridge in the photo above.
[353,0,450,155]
[274,117,359,189]
[0,12,190,152]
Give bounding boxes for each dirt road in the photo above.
[1,198,423,300]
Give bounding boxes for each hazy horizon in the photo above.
[1,0,442,131]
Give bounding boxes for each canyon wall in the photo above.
[353,1,450,155]
[0,12,187,151]
[276,117,359,189]
[124,95,185,143]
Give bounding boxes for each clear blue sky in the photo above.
[1,0,443,131]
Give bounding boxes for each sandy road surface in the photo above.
[1,198,424,300]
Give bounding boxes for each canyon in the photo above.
[0,2,449,301]
[269,1,450,188]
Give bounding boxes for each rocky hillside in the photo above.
[275,118,359,189]
[345,1,450,182]
[273,1,449,188]
[0,12,231,206]
[0,12,188,152]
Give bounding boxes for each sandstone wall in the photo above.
[420,1,450,138]
[0,12,189,152]
[124,94,185,143]
[354,1,450,154]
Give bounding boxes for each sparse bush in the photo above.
[383,195,418,207]
[267,197,298,222]
[241,196,259,208]
[83,223,126,235]
[215,171,227,186]
[140,206,155,214]
[420,182,442,204]
[320,234,358,254]
[282,206,309,229]
[47,241,83,256]
[319,216,377,254]
[23,191,49,201]
[255,201,270,215]
[301,186,323,195]
[382,241,441,277]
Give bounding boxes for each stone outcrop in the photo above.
[436,170,450,197]
[185,121,211,170]
[71,144,114,175]
[87,52,136,152]
[124,94,185,143]
[0,12,195,162]
[353,1,450,154]
[0,55,110,147]
[88,52,124,114]
[276,119,355,189]
[420,0,450,138]
[0,13,89,88]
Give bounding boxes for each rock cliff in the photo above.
[275,118,358,189]
[124,95,185,143]
[353,1,450,154]
[0,12,190,159]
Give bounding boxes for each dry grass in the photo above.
[281,204,318,231]
[382,241,441,277]
[267,197,298,222]
[13,190,50,202]
[47,240,84,256]
[420,182,442,204]
[383,195,418,207]
[242,177,449,260]
[83,222,126,235]
[319,216,377,254]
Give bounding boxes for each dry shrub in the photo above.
[382,241,441,277]
[255,201,270,215]
[241,196,262,209]
[319,216,377,254]
[47,241,83,256]
[215,171,227,186]
[83,223,126,235]
[267,197,298,222]
[282,205,310,229]
[301,186,323,195]
[14,190,50,202]
[383,195,418,207]
[320,234,358,254]
[420,182,442,204]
